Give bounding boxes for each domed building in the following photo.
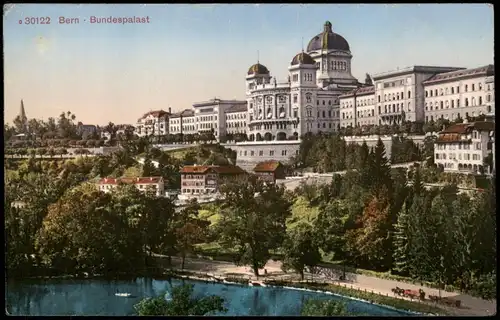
[243,21,362,145]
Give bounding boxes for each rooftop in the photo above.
[339,86,375,98]
[98,176,164,185]
[372,66,465,80]
[170,109,195,118]
[139,110,169,121]
[253,160,282,172]
[423,65,494,85]
[440,121,495,134]
[181,165,246,175]
[226,104,248,114]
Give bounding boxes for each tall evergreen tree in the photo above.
[392,202,411,276]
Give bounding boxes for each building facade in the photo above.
[423,65,495,122]
[245,21,362,142]
[434,121,495,174]
[97,176,165,197]
[253,160,286,183]
[135,109,171,137]
[179,165,246,199]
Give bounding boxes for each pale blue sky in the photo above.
[4,3,494,125]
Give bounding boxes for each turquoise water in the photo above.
[6,277,413,316]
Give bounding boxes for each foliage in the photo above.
[281,223,322,280]
[134,284,227,316]
[175,199,210,269]
[301,299,349,316]
[216,175,292,276]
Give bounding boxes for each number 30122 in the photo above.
[25,17,51,24]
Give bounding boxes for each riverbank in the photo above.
[160,268,442,315]
[157,255,496,316]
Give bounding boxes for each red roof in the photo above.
[180,165,246,175]
[98,176,163,185]
[253,160,282,172]
[440,121,495,134]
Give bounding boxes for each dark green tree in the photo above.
[281,223,322,280]
[134,284,227,316]
[217,175,292,276]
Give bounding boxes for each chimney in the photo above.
[150,177,153,181]
[136,177,140,182]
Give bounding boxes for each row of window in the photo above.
[435,153,482,161]
[425,82,491,97]
[292,73,314,82]
[239,149,299,157]
[182,188,217,194]
[249,123,298,131]
[197,115,217,122]
[226,113,245,120]
[227,122,246,128]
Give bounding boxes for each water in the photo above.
[6,277,413,316]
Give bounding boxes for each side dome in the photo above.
[247,63,269,75]
[291,52,315,66]
[306,21,350,52]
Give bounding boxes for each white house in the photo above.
[97,176,165,197]
[434,121,495,174]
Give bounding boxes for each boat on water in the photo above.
[115,292,132,297]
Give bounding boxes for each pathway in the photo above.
[157,254,496,316]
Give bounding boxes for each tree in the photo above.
[313,200,353,276]
[217,175,292,276]
[353,189,393,270]
[174,199,209,269]
[301,299,349,316]
[392,202,413,276]
[134,284,227,316]
[281,223,321,280]
[35,183,145,275]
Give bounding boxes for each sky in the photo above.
[4,3,494,125]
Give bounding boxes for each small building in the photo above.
[180,165,246,199]
[97,176,165,197]
[434,121,495,174]
[253,160,286,183]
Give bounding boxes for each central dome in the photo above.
[306,21,350,52]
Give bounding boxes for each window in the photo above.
[322,111,326,118]
[465,98,469,107]
[378,95,381,102]
[408,102,411,112]
[457,99,460,107]
[250,151,254,156]
[487,94,491,102]
[259,150,263,156]
[408,91,411,99]
[465,84,468,92]
[472,84,475,91]
[457,86,460,93]
[479,96,483,105]
[435,89,438,96]
[451,100,454,108]
[451,87,454,94]
[293,95,298,103]
[292,74,298,82]
[281,150,287,156]
[425,91,428,97]
[269,150,274,156]
[440,101,444,109]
